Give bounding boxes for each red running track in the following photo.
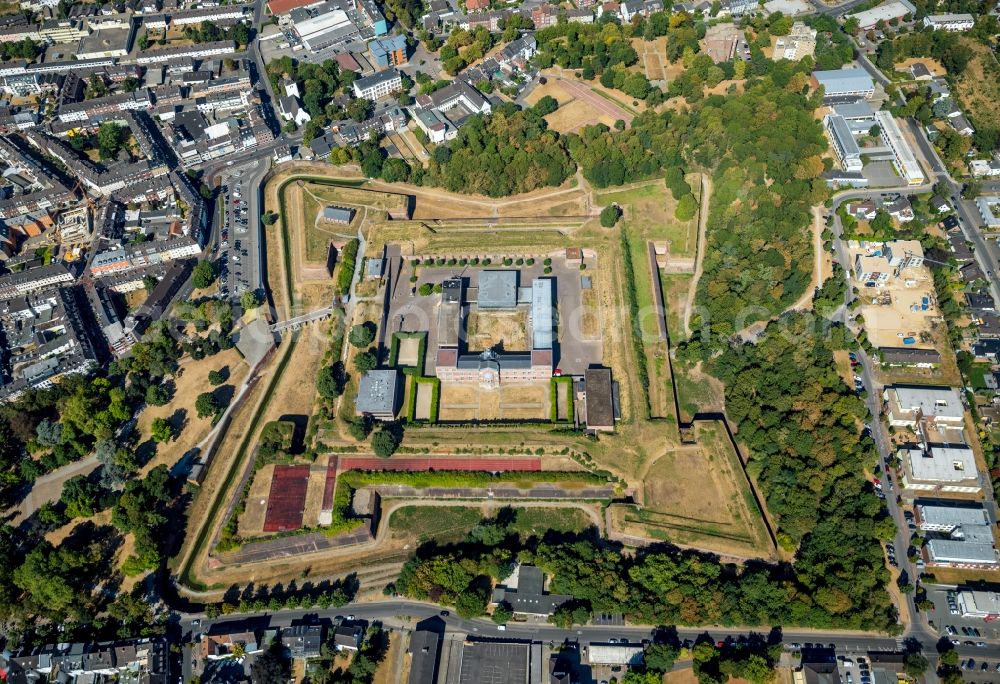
[336,457,542,472]
[321,457,338,510]
[263,464,310,532]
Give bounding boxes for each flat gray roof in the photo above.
[478,270,518,309]
[459,641,529,684]
[530,278,553,350]
[888,385,965,420]
[927,539,997,563]
[918,502,989,527]
[355,369,398,415]
[814,68,874,95]
[906,446,977,482]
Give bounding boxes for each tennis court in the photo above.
[262,465,311,532]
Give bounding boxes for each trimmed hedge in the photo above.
[406,375,440,423]
[389,331,427,369]
[549,376,575,423]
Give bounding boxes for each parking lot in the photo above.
[217,164,260,306]
[927,587,1000,643]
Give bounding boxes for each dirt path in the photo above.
[737,204,825,342]
[683,174,712,339]
[9,454,99,524]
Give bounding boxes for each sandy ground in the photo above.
[373,633,403,684]
[137,348,249,475]
[397,337,421,366]
[238,463,276,537]
[896,57,947,77]
[437,382,549,422]
[851,254,938,348]
[466,309,529,351]
[414,382,433,421]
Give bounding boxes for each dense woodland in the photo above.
[415,101,576,196]
[0,314,236,634]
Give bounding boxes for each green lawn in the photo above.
[596,180,698,257]
[970,363,993,391]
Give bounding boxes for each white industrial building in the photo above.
[824,114,863,172]
[957,590,1000,619]
[291,2,359,50]
[883,385,965,428]
[846,0,915,29]
[916,502,990,532]
[922,13,974,30]
[874,111,926,186]
[813,68,875,100]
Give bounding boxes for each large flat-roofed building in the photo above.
[588,643,644,666]
[368,34,408,70]
[434,271,554,386]
[884,385,965,428]
[477,270,518,309]
[458,641,530,684]
[916,501,990,532]
[923,13,973,30]
[874,111,925,186]
[291,1,359,50]
[529,279,553,349]
[846,0,915,29]
[355,369,400,420]
[926,534,998,566]
[825,114,863,172]
[813,68,875,100]
[899,445,979,495]
[584,367,615,432]
[977,196,1000,229]
[957,590,1000,619]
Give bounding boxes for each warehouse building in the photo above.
[922,13,974,30]
[957,590,1000,619]
[813,68,875,101]
[846,0,915,29]
[290,1,360,50]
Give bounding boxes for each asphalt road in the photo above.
[175,599,1000,669]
